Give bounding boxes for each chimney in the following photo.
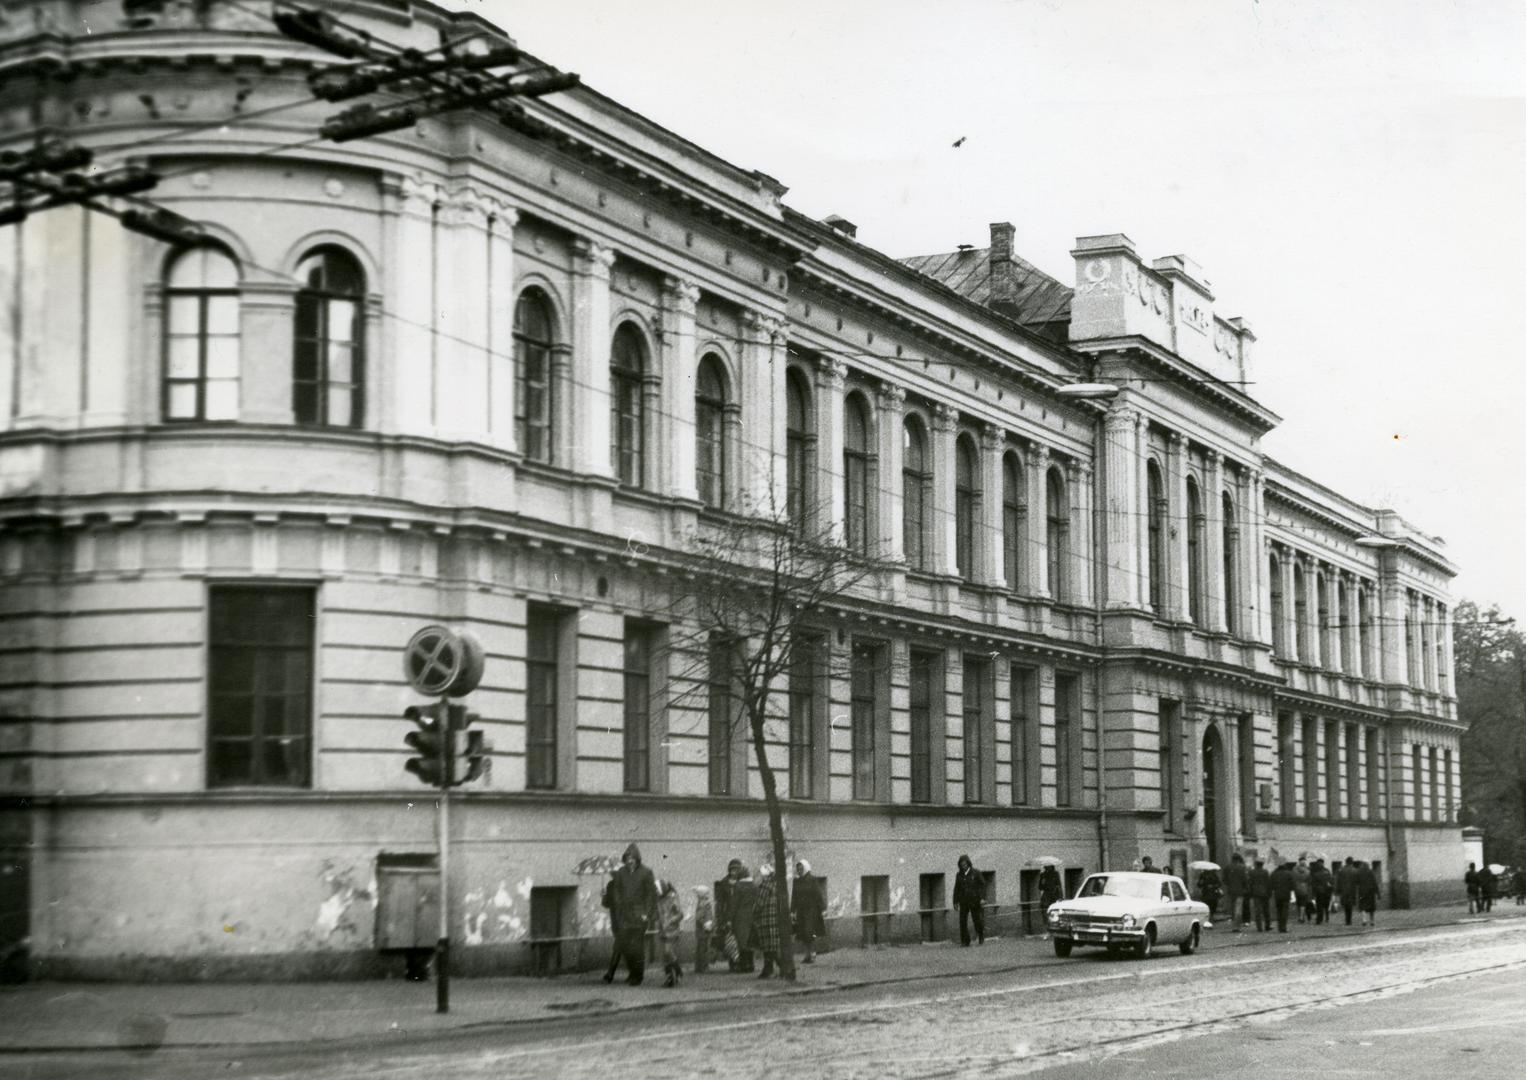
[823,214,857,239]
[989,221,1016,306]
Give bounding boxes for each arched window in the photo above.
[785,367,813,530]
[1316,572,1330,668]
[1269,554,1285,656]
[1337,579,1350,673]
[1293,561,1309,660]
[514,289,557,464]
[843,393,875,555]
[1002,451,1025,590]
[294,246,365,428]
[1186,477,1205,625]
[1046,466,1068,600]
[1222,491,1238,635]
[609,322,646,486]
[164,245,240,422]
[1358,586,1372,677]
[1146,461,1165,613]
[695,354,729,509]
[902,416,929,570]
[954,434,979,579]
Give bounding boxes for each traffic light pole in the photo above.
[436,693,451,1014]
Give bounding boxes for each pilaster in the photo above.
[1247,469,1267,643]
[486,203,519,451]
[979,423,1004,586]
[571,237,617,479]
[383,174,439,436]
[1278,546,1297,660]
[741,310,786,516]
[815,356,848,544]
[1026,439,1051,598]
[1203,449,1226,633]
[661,276,701,502]
[1071,459,1094,607]
[1167,432,1189,621]
[239,281,298,425]
[1102,405,1139,609]
[436,186,492,440]
[878,384,907,562]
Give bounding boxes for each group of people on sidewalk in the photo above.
[1464,862,1526,912]
[1215,853,1379,933]
[599,844,827,988]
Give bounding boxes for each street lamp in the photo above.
[1354,535,1400,549]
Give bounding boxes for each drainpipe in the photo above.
[1092,410,1110,872]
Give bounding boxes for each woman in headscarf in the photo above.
[791,859,826,964]
[692,884,714,974]
[752,863,783,978]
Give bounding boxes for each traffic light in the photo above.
[445,705,491,785]
[403,703,450,787]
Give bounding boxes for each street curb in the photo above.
[1,908,1516,1056]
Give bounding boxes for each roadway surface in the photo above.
[10,918,1526,1079]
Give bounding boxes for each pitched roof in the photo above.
[899,246,1074,333]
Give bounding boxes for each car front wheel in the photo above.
[1054,939,1073,958]
[1179,925,1199,955]
[1135,926,1155,959]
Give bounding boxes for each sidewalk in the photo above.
[3,901,1521,1054]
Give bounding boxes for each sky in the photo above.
[462,0,1526,618]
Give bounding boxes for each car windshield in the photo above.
[1077,875,1160,900]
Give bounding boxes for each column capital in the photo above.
[1205,447,1223,468]
[1167,430,1186,449]
[980,421,1004,450]
[815,354,848,388]
[439,186,490,228]
[661,275,701,313]
[877,382,906,412]
[486,201,520,229]
[1104,404,1141,430]
[393,174,442,218]
[1027,439,1050,467]
[573,237,617,277]
[931,402,958,432]
[743,309,785,342]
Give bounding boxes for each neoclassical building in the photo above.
[0,0,1461,979]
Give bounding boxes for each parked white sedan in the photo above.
[1046,872,1209,959]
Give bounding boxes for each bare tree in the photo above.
[660,493,893,982]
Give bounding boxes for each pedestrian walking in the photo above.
[791,860,826,964]
[730,863,758,973]
[656,879,684,987]
[1249,858,1273,932]
[601,874,625,983]
[1355,860,1379,926]
[608,842,657,985]
[1478,864,1496,913]
[954,854,986,946]
[1310,859,1334,925]
[1292,857,1312,924]
[1224,853,1249,933]
[714,859,741,971]
[753,864,783,978]
[1465,863,1480,914]
[1338,857,1358,926]
[692,885,714,974]
[1270,861,1295,933]
[1514,868,1526,905]
[1038,864,1064,937]
[1197,868,1222,926]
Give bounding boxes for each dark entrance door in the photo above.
[1202,725,1226,864]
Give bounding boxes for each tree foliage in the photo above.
[1456,599,1526,862]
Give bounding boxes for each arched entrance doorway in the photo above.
[1202,725,1229,864]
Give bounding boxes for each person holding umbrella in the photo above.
[1191,861,1222,923]
[1037,863,1064,934]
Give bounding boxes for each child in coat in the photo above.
[656,879,685,986]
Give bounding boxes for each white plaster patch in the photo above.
[493,882,513,909]
[515,876,533,900]
[463,912,487,946]
[891,886,909,913]
[463,889,485,906]
[316,892,349,937]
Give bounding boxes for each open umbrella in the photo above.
[1489,863,1507,875]
[1188,860,1220,871]
[573,853,622,876]
[1024,855,1063,868]
[1299,851,1329,864]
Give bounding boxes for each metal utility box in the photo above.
[375,855,440,951]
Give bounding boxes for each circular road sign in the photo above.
[404,624,485,698]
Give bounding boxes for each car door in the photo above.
[1154,879,1180,942]
[1166,879,1192,942]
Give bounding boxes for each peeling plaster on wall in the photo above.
[314,862,372,942]
[890,885,909,913]
[579,884,612,935]
[492,882,513,909]
[463,911,487,946]
[515,876,532,900]
[826,892,849,920]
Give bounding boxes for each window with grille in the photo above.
[207,586,313,788]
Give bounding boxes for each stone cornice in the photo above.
[1074,335,1281,432]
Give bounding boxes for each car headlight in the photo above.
[1047,908,1061,923]
[1120,914,1137,929]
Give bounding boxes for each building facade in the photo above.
[0,0,1461,980]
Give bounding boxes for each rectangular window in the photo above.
[963,656,989,804]
[708,637,734,796]
[1277,713,1297,815]
[1011,665,1034,806]
[1345,723,1361,820]
[622,621,655,793]
[529,885,577,976]
[1366,728,1382,821]
[788,634,821,800]
[166,290,240,421]
[1411,744,1424,819]
[1238,713,1258,838]
[208,586,313,788]
[1444,748,1455,823]
[908,650,937,804]
[860,874,890,946]
[526,605,562,790]
[1301,715,1319,817]
[851,642,881,801]
[1324,719,1340,820]
[1055,672,1079,807]
[919,873,947,943]
[1429,746,1440,821]
[1159,699,1180,825]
